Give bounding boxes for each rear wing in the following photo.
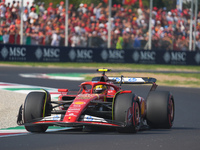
[95,69,156,85]
[108,77,156,84]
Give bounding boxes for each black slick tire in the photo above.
[146,91,175,129]
[24,91,51,132]
[114,93,140,133]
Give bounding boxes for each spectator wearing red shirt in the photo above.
[47,2,55,15]
[8,24,15,44]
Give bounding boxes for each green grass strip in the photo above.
[2,88,49,91]
[47,73,86,77]
[0,126,70,130]
[0,62,200,71]
[0,126,26,130]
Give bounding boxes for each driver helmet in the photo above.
[93,85,107,94]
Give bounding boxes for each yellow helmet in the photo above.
[93,85,107,94]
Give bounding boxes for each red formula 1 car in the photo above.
[17,69,175,133]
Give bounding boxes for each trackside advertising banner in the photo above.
[0,44,200,65]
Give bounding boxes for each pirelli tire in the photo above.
[24,91,52,133]
[114,93,141,133]
[146,91,175,129]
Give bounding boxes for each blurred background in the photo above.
[0,0,200,51]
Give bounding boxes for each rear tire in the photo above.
[114,93,140,133]
[146,91,175,129]
[24,91,51,132]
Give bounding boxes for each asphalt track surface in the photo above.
[0,66,200,150]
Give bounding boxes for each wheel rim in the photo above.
[170,99,174,121]
[168,98,174,126]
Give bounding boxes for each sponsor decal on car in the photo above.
[72,104,82,107]
[74,101,85,105]
[86,116,93,121]
[76,94,96,99]
[83,115,107,123]
[68,113,77,117]
[67,108,81,111]
[41,115,62,121]
[109,77,145,83]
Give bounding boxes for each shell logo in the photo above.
[74,101,85,105]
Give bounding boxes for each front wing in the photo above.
[18,114,125,128]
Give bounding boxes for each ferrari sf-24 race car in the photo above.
[17,69,175,133]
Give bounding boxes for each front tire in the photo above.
[114,93,140,133]
[24,91,51,132]
[146,91,175,129]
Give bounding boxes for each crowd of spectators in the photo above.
[0,1,200,51]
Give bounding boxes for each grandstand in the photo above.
[0,0,199,51]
